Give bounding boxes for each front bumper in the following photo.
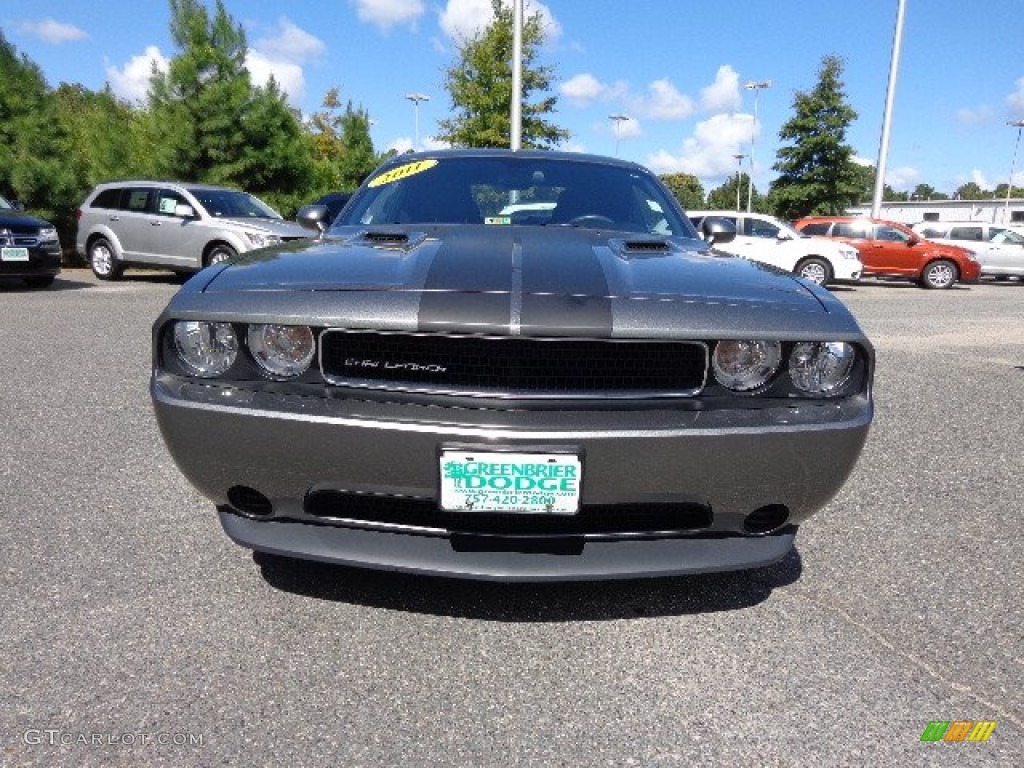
[0,245,61,279]
[153,375,871,580]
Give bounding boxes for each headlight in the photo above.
[173,321,238,377]
[712,340,782,392]
[789,342,856,394]
[245,232,282,248]
[840,247,860,260]
[247,324,315,378]
[39,226,58,242]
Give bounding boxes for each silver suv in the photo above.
[76,181,311,279]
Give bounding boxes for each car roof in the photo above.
[373,147,649,174]
[92,180,242,193]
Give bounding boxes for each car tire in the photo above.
[919,259,958,289]
[205,244,236,267]
[23,275,55,289]
[89,237,122,280]
[795,257,832,286]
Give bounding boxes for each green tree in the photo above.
[436,0,569,149]
[146,0,251,181]
[336,101,379,190]
[954,181,988,200]
[146,0,311,214]
[659,172,705,210]
[911,183,946,200]
[0,31,78,246]
[769,55,862,220]
[707,172,752,211]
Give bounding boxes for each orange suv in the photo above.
[792,216,980,289]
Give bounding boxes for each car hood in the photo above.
[0,211,52,229]
[212,216,309,237]
[182,225,859,338]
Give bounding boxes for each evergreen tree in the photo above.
[658,172,705,210]
[769,55,861,220]
[436,0,569,149]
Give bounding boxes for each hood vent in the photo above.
[347,230,427,251]
[610,238,675,260]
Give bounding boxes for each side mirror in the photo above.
[297,204,330,236]
[907,236,920,246]
[701,216,736,246]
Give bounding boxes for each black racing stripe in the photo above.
[519,230,614,337]
[417,229,513,334]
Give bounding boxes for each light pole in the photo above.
[405,92,429,150]
[609,114,630,156]
[744,80,771,211]
[871,0,907,219]
[732,153,747,211]
[1005,120,1024,223]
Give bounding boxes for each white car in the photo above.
[911,220,1024,279]
[688,210,862,286]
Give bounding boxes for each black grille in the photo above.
[319,331,706,395]
[303,490,712,536]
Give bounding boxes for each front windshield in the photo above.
[190,189,281,219]
[340,155,697,237]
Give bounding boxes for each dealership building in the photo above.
[847,198,1024,227]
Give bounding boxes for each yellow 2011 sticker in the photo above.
[367,159,438,188]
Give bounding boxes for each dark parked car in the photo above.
[0,194,61,289]
[152,149,874,581]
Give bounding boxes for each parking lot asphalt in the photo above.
[1,269,1021,767]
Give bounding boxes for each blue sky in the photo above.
[5,0,1024,197]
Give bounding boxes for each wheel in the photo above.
[23,275,55,289]
[919,259,958,289]
[795,257,832,286]
[205,244,236,267]
[89,237,122,280]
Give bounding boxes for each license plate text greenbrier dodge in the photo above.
[440,450,582,514]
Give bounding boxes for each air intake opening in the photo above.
[743,504,790,535]
[227,486,273,517]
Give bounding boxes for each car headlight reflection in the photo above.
[244,232,282,248]
[712,340,782,392]
[173,321,238,377]
[247,324,315,378]
[789,342,856,394]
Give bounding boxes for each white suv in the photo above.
[688,210,862,286]
[76,181,311,280]
[911,220,1024,279]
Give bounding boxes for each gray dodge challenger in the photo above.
[151,149,874,581]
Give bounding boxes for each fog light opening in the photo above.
[744,505,790,535]
[227,486,273,517]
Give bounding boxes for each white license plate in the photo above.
[440,450,582,514]
[1,247,29,262]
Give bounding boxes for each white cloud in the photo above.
[105,46,169,104]
[1007,77,1024,117]
[254,18,326,63]
[970,169,992,189]
[955,105,993,125]
[607,116,642,140]
[645,112,752,179]
[559,73,627,107]
[246,50,307,106]
[700,65,741,113]
[632,79,694,121]
[17,18,88,45]
[246,18,325,106]
[350,0,426,32]
[884,166,920,191]
[439,0,560,42]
